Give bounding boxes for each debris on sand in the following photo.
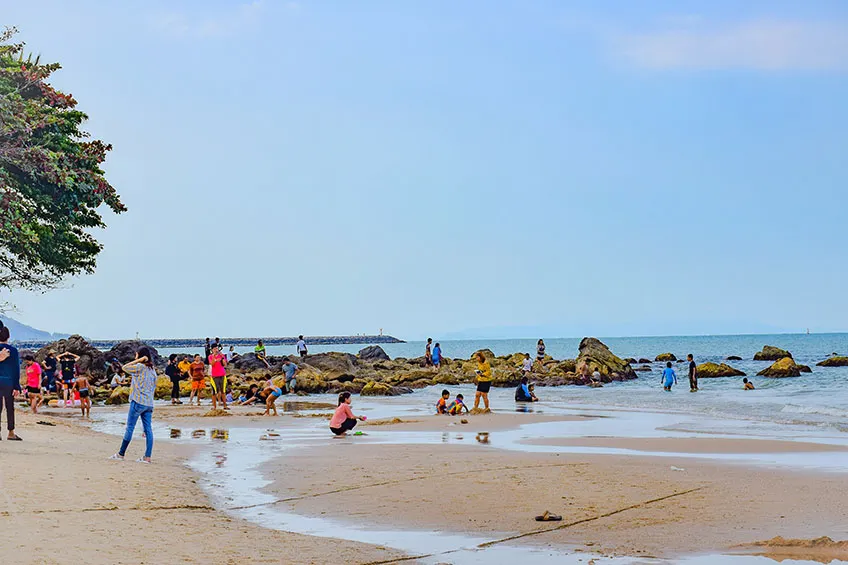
[202,409,232,417]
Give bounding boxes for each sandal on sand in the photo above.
[535,511,562,522]
[135,458,151,464]
[7,435,22,441]
[108,454,124,461]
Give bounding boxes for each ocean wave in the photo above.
[780,403,848,419]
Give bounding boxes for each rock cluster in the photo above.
[655,353,677,362]
[757,357,802,378]
[754,346,792,361]
[816,356,848,367]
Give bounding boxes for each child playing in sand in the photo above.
[743,378,755,390]
[329,391,366,436]
[263,381,283,416]
[23,355,43,413]
[189,354,206,406]
[436,389,450,414]
[661,361,677,391]
[74,373,91,418]
[448,393,469,415]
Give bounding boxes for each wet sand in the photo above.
[521,436,848,454]
[0,410,406,565]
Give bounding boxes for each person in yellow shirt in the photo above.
[177,356,192,383]
[474,351,493,411]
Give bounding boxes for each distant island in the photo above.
[13,334,405,350]
[0,315,70,342]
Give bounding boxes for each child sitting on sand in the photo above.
[743,378,755,390]
[329,391,366,436]
[528,383,538,401]
[448,394,469,415]
[436,389,450,414]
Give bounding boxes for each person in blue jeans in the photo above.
[661,361,677,391]
[110,347,158,463]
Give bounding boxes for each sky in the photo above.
[2,0,848,341]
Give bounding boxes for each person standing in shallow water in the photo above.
[661,361,677,392]
[296,335,308,359]
[0,322,23,440]
[687,354,698,392]
[473,351,493,411]
[110,347,157,462]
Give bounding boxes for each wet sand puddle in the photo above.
[90,408,848,565]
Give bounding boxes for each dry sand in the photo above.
[0,410,406,565]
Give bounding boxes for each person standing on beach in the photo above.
[165,354,183,405]
[661,361,677,391]
[687,354,698,392]
[74,372,92,418]
[473,351,493,411]
[425,338,433,367]
[188,354,206,405]
[110,347,157,462]
[432,342,442,371]
[208,346,228,411]
[0,322,22,440]
[58,351,80,407]
[24,355,43,413]
[42,350,58,393]
[281,358,299,393]
[204,338,212,362]
[296,335,308,359]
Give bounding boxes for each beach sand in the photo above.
[0,410,406,565]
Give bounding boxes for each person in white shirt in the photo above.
[227,346,238,362]
[296,335,308,358]
[521,353,533,377]
[110,373,126,389]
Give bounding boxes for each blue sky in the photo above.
[2,0,848,340]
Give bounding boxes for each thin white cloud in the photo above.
[153,0,267,39]
[614,19,848,71]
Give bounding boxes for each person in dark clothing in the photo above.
[165,354,183,405]
[42,351,58,392]
[0,321,23,440]
[515,376,535,402]
[204,338,212,362]
[687,354,698,392]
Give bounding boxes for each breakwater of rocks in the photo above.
[14,334,404,350]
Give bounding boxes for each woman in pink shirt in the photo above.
[208,346,228,411]
[24,355,43,413]
[329,392,365,436]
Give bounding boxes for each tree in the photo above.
[0,26,124,292]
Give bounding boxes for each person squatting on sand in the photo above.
[436,389,450,414]
[0,322,23,440]
[448,393,469,415]
[330,391,365,436]
[474,351,493,411]
[110,347,157,463]
[661,361,677,391]
[23,354,43,413]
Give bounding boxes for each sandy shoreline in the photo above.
[4,402,848,563]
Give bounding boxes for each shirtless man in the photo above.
[74,373,91,418]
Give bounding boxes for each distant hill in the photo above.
[0,315,69,342]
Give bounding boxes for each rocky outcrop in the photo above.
[471,349,495,361]
[638,358,651,364]
[231,353,280,372]
[634,365,652,372]
[696,362,745,378]
[754,346,792,361]
[757,357,801,378]
[798,364,812,373]
[576,337,637,382]
[726,356,743,361]
[358,345,390,362]
[816,356,848,367]
[360,381,412,396]
[655,353,677,362]
[35,335,106,379]
[302,352,358,374]
[107,340,164,367]
[107,386,130,405]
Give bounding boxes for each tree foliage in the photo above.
[0,26,124,291]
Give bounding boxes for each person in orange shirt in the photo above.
[188,354,206,406]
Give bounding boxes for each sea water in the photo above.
[160,333,848,433]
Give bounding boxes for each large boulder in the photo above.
[577,337,637,382]
[726,356,743,361]
[754,346,792,361]
[35,335,106,379]
[303,352,358,374]
[696,362,746,378]
[655,353,677,362]
[470,349,495,361]
[231,353,281,372]
[816,356,848,367]
[757,357,801,378]
[358,345,390,362]
[360,381,411,396]
[107,386,130,405]
[107,340,164,367]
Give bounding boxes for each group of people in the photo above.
[424,338,443,370]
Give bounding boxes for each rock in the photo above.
[470,349,495,361]
[231,353,281,372]
[816,356,848,367]
[360,381,411,396]
[302,352,358,374]
[624,358,637,364]
[696,362,745,378]
[797,364,812,373]
[107,386,130,405]
[634,365,652,372]
[726,356,743,361]
[550,360,577,375]
[638,358,651,364]
[35,335,106,380]
[754,346,792,361]
[576,337,637,382]
[358,345,390,362]
[154,376,173,399]
[757,357,801,378]
[107,340,164,367]
[433,373,460,385]
[655,353,677,362]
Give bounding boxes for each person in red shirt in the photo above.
[208,346,228,411]
[23,355,42,413]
